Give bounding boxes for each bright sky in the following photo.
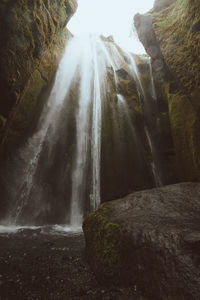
[68,0,154,53]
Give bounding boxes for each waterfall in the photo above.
[90,38,102,212]
[69,38,93,226]
[70,36,105,226]
[5,38,85,225]
[149,58,157,102]
[121,52,163,186]
[0,34,165,227]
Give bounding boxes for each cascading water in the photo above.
[123,53,164,186]
[0,34,166,228]
[70,36,106,226]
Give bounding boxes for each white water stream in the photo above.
[1,34,163,229]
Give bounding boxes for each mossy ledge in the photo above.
[82,204,122,284]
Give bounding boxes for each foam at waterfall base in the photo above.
[0,224,82,235]
[0,225,39,234]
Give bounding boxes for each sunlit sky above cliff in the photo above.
[68,0,154,53]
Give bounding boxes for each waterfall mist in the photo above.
[0,34,167,228]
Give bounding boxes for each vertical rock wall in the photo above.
[0,0,77,153]
[135,0,200,181]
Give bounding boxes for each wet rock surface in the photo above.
[0,227,147,300]
[83,182,200,300]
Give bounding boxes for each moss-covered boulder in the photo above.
[83,182,200,299]
[83,205,122,283]
[0,0,77,152]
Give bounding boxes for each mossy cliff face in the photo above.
[135,0,200,181]
[151,0,200,181]
[0,0,77,152]
[151,0,200,94]
[169,91,200,180]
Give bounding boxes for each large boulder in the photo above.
[83,182,200,300]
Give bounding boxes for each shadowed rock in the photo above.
[134,13,167,79]
[83,182,200,300]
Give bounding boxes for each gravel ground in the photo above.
[0,227,147,300]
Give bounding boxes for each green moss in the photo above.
[1,26,69,153]
[149,0,200,181]
[151,0,200,95]
[0,0,75,148]
[2,69,46,149]
[116,75,142,114]
[0,115,6,127]
[0,0,76,151]
[83,204,122,283]
[169,92,200,180]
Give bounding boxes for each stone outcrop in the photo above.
[134,14,167,78]
[83,182,200,300]
[151,0,200,95]
[0,0,77,153]
[153,0,176,11]
[134,0,200,182]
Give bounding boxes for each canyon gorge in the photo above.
[0,0,200,299]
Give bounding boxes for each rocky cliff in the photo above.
[100,42,174,201]
[0,0,77,153]
[134,0,200,182]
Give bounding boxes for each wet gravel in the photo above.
[0,227,147,300]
